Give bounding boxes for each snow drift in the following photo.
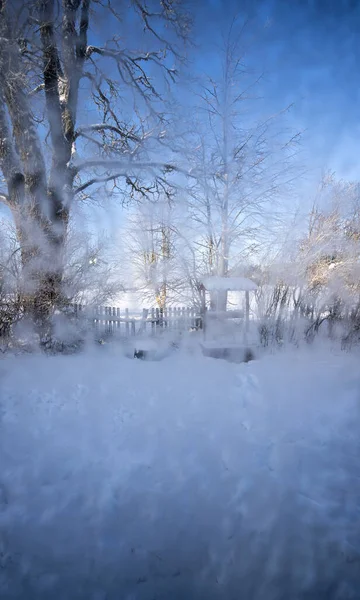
[0,346,359,599]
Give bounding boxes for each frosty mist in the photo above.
[1,0,360,599]
[1,349,360,599]
[0,1,359,342]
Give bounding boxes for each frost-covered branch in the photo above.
[73,159,176,175]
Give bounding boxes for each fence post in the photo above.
[103,307,107,334]
[99,306,104,336]
[142,308,148,334]
[116,307,120,334]
[151,308,155,335]
[155,307,159,335]
[181,307,185,330]
[94,306,98,336]
[125,308,129,337]
[176,307,181,330]
[186,307,191,330]
[111,307,115,335]
[245,291,250,334]
[192,307,196,329]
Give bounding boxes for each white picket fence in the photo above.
[70,304,202,337]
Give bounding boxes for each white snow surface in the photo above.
[202,276,258,291]
[0,346,360,599]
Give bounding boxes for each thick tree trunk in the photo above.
[0,0,91,347]
[13,195,69,341]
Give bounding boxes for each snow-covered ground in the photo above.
[0,345,360,599]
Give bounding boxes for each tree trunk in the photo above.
[13,195,69,341]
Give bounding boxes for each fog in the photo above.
[0,0,360,598]
[1,348,360,599]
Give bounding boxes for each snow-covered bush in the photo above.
[0,221,23,344]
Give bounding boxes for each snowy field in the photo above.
[1,346,360,599]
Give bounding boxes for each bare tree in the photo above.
[0,219,23,340]
[123,199,182,308]
[62,224,123,307]
[184,17,301,310]
[0,0,189,341]
[249,173,360,346]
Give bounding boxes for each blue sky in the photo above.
[78,0,360,237]
[3,0,358,236]
[192,0,360,181]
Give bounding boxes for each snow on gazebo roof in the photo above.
[202,276,258,292]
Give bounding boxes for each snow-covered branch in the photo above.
[75,124,140,143]
[73,159,176,175]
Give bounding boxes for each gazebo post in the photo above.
[244,290,250,344]
[199,284,207,339]
[245,291,250,332]
[200,276,257,362]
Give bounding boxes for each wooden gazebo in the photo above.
[200,275,258,362]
